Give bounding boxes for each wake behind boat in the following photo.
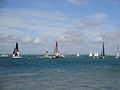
[12,42,21,58]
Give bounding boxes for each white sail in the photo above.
[89,52,93,57]
[76,53,80,57]
[44,51,52,58]
[116,45,120,58]
[94,53,99,57]
[93,53,99,59]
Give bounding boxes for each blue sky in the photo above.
[0,0,120,55]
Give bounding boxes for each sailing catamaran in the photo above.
[99,41,106,59]
[12,42,21,58]
[53,41,64,58]
[115,45,120,58]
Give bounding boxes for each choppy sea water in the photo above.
[0,55,120,90]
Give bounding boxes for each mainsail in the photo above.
[102,41,105,57]
[99,41,106,59]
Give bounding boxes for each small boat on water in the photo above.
[89,52,93,57]
[93,53,99,59]
[115,45,120,58]
[0,54,9,57]
[44,51,52,58]
[12,42,21,58]
[76,53,80,57]
[53,41,64,58]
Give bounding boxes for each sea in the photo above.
[0,55,120,90]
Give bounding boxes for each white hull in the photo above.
[0,54,9,57]
[12,56,22,59]
[53,55,64,58]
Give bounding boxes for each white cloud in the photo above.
[109,0,120,5]
[0,34,51,54]
[88,13,107,20]
[67,0,90,5]
[95,36,103,42]
[74,19,104,31]
[22,37,33,43]
[0,8,74,38]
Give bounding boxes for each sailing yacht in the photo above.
[115,45,120,58]
[93,53,99,59]
[76,53,80,57]
[44,51,52,58]
[12,43,21,58]
[89,52,93,57]
[99,41,106,59]
[53,41,64,58]
[0,54,8,57]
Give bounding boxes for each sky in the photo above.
[0,0,120,55]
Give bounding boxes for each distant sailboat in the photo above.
[44,51,52,58]
[115,45,120,58]
[53,41,64,58]
[76,53,80,57]
[89,52,93,57]
[0,54,8,57]
[93,53,99,59]
[99,41,106,59]
[12,42,21,58]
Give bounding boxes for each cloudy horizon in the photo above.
[0,0,120,55]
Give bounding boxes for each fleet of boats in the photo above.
[0,40,120,59]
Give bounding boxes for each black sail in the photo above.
[16,43,19,51]
[102,41,105,56]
